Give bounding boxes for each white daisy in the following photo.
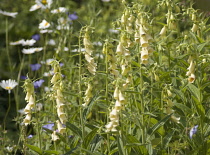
[48,39,56,45]
[22,39,36,46]
[22,47,43,54]
[10,39,25,45]
[40,29,53,33]
[51,7,67,14]
[29,0,53,11]
[39,19,50,29]
[29,4,42,11]
[0,10,18,18]
[0,79,18,93]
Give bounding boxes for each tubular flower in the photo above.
[22,79,35,126]
[135,22,153,64]
[186,59,196,83]
[83,28,97,75]
[82,83,93,107]
[50,60,67,126]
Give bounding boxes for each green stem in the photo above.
[79,28,85,143]
[105,42,110,154]
[3,93,11,131]
[3,93,11,147]
[5,17,12,76]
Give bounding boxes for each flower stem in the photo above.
[5,17,12,76]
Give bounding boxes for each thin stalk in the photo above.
[138,45,146,144]
[3,93,11,147]
[105,42,110,153]
[5,17,12,76]
[79,28,85,143]
[34,96,42,149]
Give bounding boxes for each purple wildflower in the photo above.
[27,134,33,138]
[68,12,78,20]
[20,75,28,80]
[189,125,198,139]
[42,123,54,131]
[59,62,64,67]
[30,63,41,71]
[34,79,44,88]
[32,34,40,41]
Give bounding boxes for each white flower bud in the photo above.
[191,24,198,33]
[140,36,149,47]
[139,25,146,37]
[159,26,167,36]
[56,120,66,134]
[141,48,149,60]
[23,113,31,126]
[119,90,125,102]
[51,131,59,141]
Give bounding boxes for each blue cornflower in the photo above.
[189,125,198,139]
[20,75,28,80]
[59,62,64,67]
[32,34,40,41]
[42,123,54,131]
[34,79,44,88]
[27,134,33,138]
[68,12,78,20]
[30,63,41,71]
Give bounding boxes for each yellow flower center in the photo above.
[42,0,47,5]
[45,22,49,27]
[5,86,12,90]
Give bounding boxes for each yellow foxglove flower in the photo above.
[188,73,195,83]
[56,120,66,134]
[191,24,198,33]
[23,113,31,126]
[159,26,167,36]
[51,131,59,141]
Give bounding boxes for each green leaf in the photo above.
[174,102,192,114]
[83,93,99,120]
[187,84,202,102]
[148,114,172,137]
[173,89,186,103]
[63,146,79,155]
[82,128,98,149]
[131,60,140,67]
[149,118,165,136]
[200,82,210,90]
[162,131,175,149]
[66,122,82,138]
[117,135,125,155]
[193,96,205,119]
[25,144,42,155]
[44,150,60,155]
[125,134,148,154]
[198,42,207,52]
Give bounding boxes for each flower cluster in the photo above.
[83,28,97,75]
[103,42,119,77]
[23,79,35,126]
[50,60,67,139]
[135,18,154,64]
[82,83,93,107]
[105,87,125,132]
